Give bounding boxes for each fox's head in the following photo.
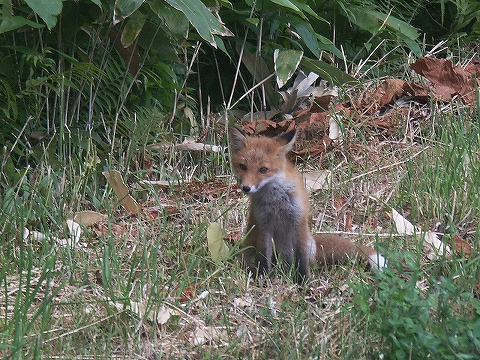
[228,126,296,194]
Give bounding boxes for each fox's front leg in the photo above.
[241,221,273,278]
[293,224,313,284]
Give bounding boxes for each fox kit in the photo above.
[229,126,386,284]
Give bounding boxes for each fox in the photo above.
[228,126,386,284]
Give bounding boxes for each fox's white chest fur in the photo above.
[249,173,304,230]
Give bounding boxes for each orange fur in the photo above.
[229,127,385,284]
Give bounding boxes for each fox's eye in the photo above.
[239,164,247,171]
[259,167,268,174]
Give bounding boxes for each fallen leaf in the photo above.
[188,326,227,346]
[180,286,196,303]
[66,220,82,246]
[156,305,171,325]
[303,170,332,191]
[391,208,451,259]
[452,234,473,258]
[103,170,140,214]
[207,222,230,262]
[328,116,341,141]
[368,78,407,109]
[175,138,222,152]
[67,211,106,226]
[410,57,479,104]
[344,211,353,231]
[391,208,416,235]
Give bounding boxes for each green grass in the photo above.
[1,96,480,360]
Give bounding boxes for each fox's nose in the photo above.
[242,185,251,193]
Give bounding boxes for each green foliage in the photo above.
[348,252,480,359]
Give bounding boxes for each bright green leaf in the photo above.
[300,57,358,85]
[274,49,303,88]
[114,0,145,24]
[24,0,62,30]
[348,8,419,41]
[245,18,259,26]
[291,21,319,58]
[316,34,343,59]
[269,0,299,12]
[0,16,44,34]
[291,0,327,21]
[164,0,233,48]
[148,0,189,40]
[121,10,146,47]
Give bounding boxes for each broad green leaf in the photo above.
[164,0,233,48]
[269,0,299,12]
[291,0,327,21]
[274,49,303,88]
[2,0,12,21]
[137,20,180,62]
[24,0,62,30]
[207,222,230,262]
[239,46,275,106]
[300,57,358,85]
[291,21,319,58]
[148,0,189,40]
[397,32,422,57]
[89,0,103,8]
[245,18,259,26]
[316,34,343,59]
[121,10,146,47]
[114,0,145,24]
[348,8,419,41]
[2,45,43,56]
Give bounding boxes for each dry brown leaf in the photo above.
[102,170,140,214]
[452,234,473,258]
[410,57,479,104]
[369,78,407,109]
[67,211,106,226]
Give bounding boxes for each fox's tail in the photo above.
[313,234,387,271]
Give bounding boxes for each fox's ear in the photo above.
[228,126,248,153]
[276,129,296,156]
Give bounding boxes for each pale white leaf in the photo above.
[328,116,341,140]
[304,170,332,191]
[424,230,452,258]
[294,71,319,97]
[175,139,221,152]
[156,305,171,325]
[188,326,226,346]
[66,220,82,245]
[30,230,46,241]
[197,290,209,300]
[392,208,416,235]
[189,326,209,345]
